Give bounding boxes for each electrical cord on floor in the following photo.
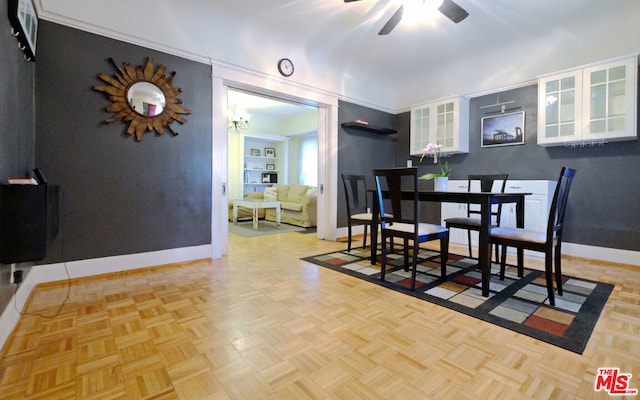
[13,185,72,318]
[13,262,71,318]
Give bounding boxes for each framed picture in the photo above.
[481,111,525,147]
[262,173,277,183]
[264,147,275,158]
[8,0,38,61]
[266,163,275,170]
[250,148,260,156]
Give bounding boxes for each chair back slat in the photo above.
[373,167,418,229]
[547,167,576,241]
[342,175,368,216]
[467,174,509,225]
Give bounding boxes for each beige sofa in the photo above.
[263,185,317,227]
[228,185,317,228]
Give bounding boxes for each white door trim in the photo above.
[210,65,339,255]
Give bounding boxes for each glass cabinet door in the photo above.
[538,70,582,145]
[435,101,455,149]
[583,57,636,140]
[410,106,431,155]
[410,96,469,155]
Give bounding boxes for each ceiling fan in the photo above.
[345,0,469,35]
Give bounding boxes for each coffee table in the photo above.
[232,199,281,230]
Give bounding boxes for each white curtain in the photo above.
[299,135,318,186]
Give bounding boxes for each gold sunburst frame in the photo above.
[93,57,192,141]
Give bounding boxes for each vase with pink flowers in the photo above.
[419,143,450,191]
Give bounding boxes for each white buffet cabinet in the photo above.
[441,180,556,255]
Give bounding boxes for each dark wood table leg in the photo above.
[515,197,525,275]
[370,192,379,264]
[479,197,491,297]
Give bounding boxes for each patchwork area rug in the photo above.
[301,246,614,354]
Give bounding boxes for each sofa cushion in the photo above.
[287,185,309,204]
[276,185,290,202]
[247,192,264,200]
[264,186,278,201]
[281,201,303,212]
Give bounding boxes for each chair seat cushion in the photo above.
[350,212,374,221]
[386,222,447,236]
[491,227,546,244]
[351,213,393,221]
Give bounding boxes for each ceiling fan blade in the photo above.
[344,0,362,2]
[378,5,404,35]
[438,0,469,23]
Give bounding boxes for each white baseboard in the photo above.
[0,245,211,353]
[340,227,640,267]
[562,243,639,266]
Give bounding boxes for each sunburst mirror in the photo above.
[93,57,192,141]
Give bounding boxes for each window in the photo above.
[298,135,317,186]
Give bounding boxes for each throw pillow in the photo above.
[306,186,318,196]
[264,186,278,201]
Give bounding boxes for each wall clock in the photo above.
[277,58,294,77]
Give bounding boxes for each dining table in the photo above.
[368,189,531,297]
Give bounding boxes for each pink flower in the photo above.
[421,143,443,163]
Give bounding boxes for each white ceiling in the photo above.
[37,0,640,112]
[227,89,314,119]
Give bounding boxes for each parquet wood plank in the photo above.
[0,233,638,399]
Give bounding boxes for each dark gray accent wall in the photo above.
[0,0,37,315]
[337,101,396,226]
[0,0,34,182]
[35,22,212,263]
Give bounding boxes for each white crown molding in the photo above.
[36,10,393,114]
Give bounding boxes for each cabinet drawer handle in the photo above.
[509,185,522,189]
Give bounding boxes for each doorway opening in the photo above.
[226,88,320,237]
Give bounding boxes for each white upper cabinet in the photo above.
[583,57,637,141]
[538,55,637,147]
[410,96,469,155]
[538,70,583,145]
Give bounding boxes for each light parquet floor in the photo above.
[0,232,639,399]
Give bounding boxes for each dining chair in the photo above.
[490,167,576,306]
[373,167,449,290]
[341,174,374,251]
[444,174,508,263]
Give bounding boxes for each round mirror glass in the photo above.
[127,82,166,117]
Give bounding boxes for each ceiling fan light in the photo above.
[403,0,440,27]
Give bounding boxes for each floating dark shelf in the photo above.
[341,121,397,135]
